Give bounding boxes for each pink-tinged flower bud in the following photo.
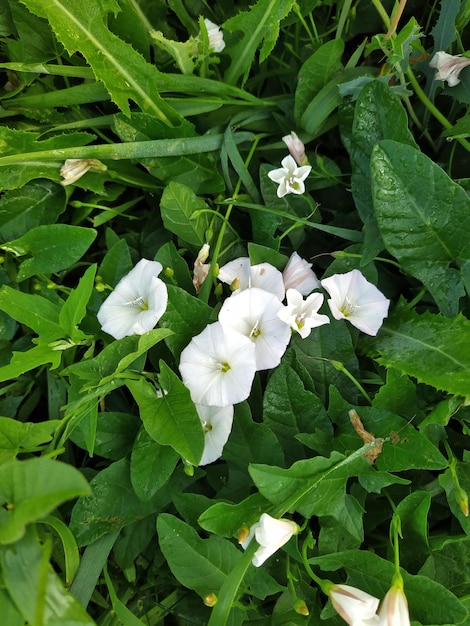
[282,131,308,166]
[283,251,320,295]
[193,243,211,293]
[429,51,470,87]
[377,585,410,626]
[329,583,380,625]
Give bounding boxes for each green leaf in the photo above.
[439,460,470,536]
[155,241,194,293]
[0,457,90,544]
[0,285,62,341]
[160,181,210,248]
[223,0,296,85]
[0,416,60,465]
[3,224,97,281]
[70,458,163,546]
[159,285,212,359]
[349,80,417,262]
[127,365,204,466]
[0,180,66,241]
[71,411,140,461]
[366,304,470,400]
[20,0,182,125]
[103,562,146,626]
[371,140,470,315]
[59,264,97,341]
[395,491,431,570]
[130,427,179,501]
[157,513,243,597]
[294,38,344,123]
[198,492,271,538]
[431,0,461,50]
[1,528,96,626]
[421,537,470,596]
[0,343,62,383]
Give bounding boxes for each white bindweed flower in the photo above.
[60,158,107,186]
[218,288,291,370]
[179,322,256,407]
[278,289,330,338]
[196,404,234,466]
[329,584,380,626]
[204,18,225,53]
[240,513,298,567]
[283,251,319,295]
[218,257,285,300]
[282,131,308,166]
[321,269,390,336]
[193,243,211,294]
[97,259,168,340]
[429,50,470,87]
[377,585,410,626]
[267,155,312,198]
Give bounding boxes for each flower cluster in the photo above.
[329,581,410,626]
[96,252,389,468]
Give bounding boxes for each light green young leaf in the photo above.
[157,513,243,597]
[127,364,204,466]
[0,344,62,383]
[198,493,270,538]
[366,305,470,401]
[20,0,182,125]
[59,264,97,341]
[160,181,210,248]
[0,417,60,465]
[223,0,296,85]
[0,285,62,341]
[0,457,90,544]
[3,224,97,281]
[371,140,470,315]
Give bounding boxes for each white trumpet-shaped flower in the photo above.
[321,269,390,336]
[267,155,312,198]
[196,404,234,466]
[329,584,380,626]
[282,251,319,295]
[377,584,410,626]
[179,322,256,407]
[203,18,225,53]
[277,289,330,338]
[429,51,470,87]
[97,259,168,340]
[218,288,291,370]
[240,513,298,567]
[217,257,285,300]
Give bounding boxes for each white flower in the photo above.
[241,513,298,567]
[377,585,410,626]
[97,259,168,340]
[429,51,470,87]
[218,288,291,370]
[60,158,107,186]
[283,251,319,295]
[179,322,256,407]
[282,131,308,166]
[193,243,211,294]
[204,18,225,53]
[267,155,312,198]
[321,269,390,336]
[218,257,285,300]
[278,289,330,338]
[196,404,233,465]
[329,584,380,626]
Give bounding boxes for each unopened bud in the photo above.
[203,593,217,607]
[230,277,240,291]
[456,486,469,517]
[294,599,309,616]
[164,267,174,278]
[237,524,251,545]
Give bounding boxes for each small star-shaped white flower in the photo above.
[267,155,312,198]
[277,289,330,338]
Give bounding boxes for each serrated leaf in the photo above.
[431,0,461,50]
[20,0,182,125]
[157,513,243,597]
[4,224,97,281]
[0,458,90,544]
[223,0,295,85]
[160,181,210,247]
[367,305,470,400]
[371,140,470,315]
